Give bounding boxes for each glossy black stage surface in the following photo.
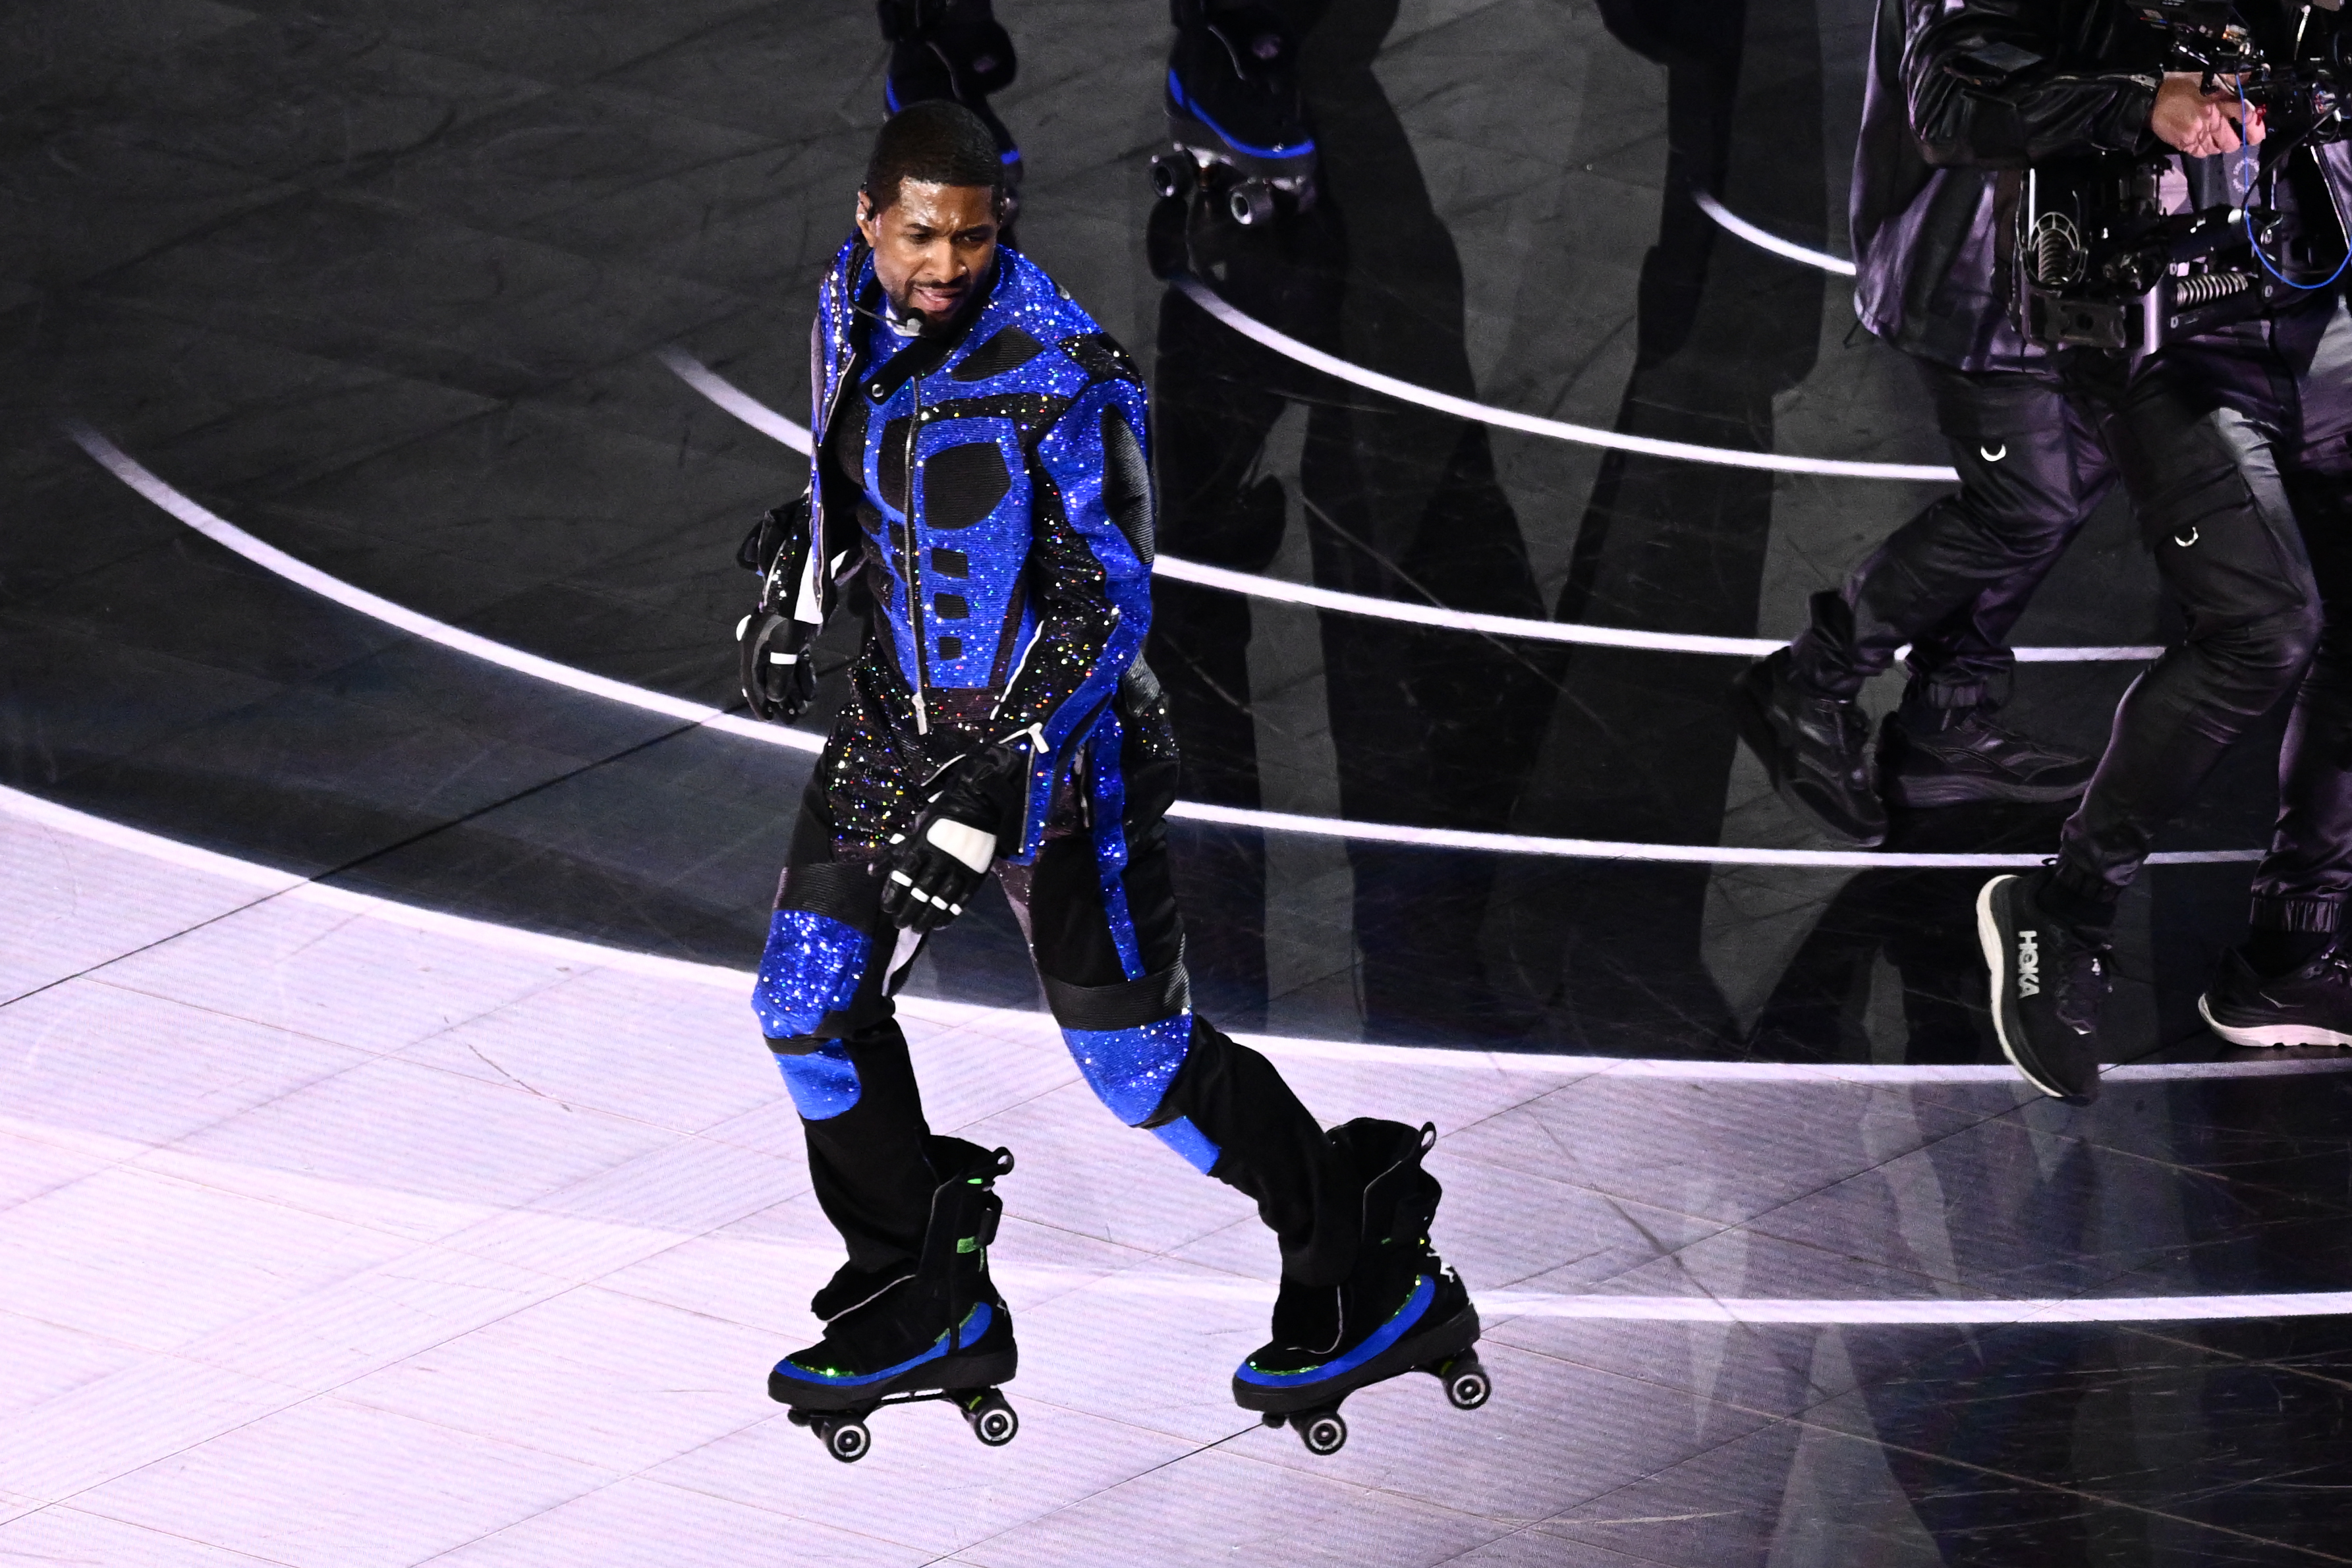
[9,2,2352,1563]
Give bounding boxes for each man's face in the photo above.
[856,180,999,329]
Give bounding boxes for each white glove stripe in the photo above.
[924,818,997,875]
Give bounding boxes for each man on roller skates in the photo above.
[734,101,1486,1461]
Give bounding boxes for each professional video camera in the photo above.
[2017,0,2351,351]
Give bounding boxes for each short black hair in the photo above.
[862,101,1005,215]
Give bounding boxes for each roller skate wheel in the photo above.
[822,1418,870,1463]
[1150,152,1196,202]
[1295,1409,1347,1455]
[1228,178,1275,227]
[963,1389,1019,1447]
[1443,1358,1491,1411]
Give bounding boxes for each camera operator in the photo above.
[1766,0,2352,1101]
[1731,0,2119,852]
[1944,2,2352,1100]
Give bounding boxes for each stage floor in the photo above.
[7,0,2352,1561]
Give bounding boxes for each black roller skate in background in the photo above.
[769,1141,1020,1463]
[1151,0,1317,227]
[1233,1121,1489,1455]
[879,0,1024,218]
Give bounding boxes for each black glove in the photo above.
[737,607,818,721]
[735,493,824,721]
[879,744,1029,933]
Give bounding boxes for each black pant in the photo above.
[1793,355,2115,715]
[760,686,1360,1297]
[1799,300,2352,922]
[2053,304,2352,914]
[2247,299,2352,932]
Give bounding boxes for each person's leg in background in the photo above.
[1982,323,2325,1100]
[1872,373,2112,811]
[1741,360,2107,845]
[2202,296,2352,1043]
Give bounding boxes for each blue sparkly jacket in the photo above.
[764,236,1156,860]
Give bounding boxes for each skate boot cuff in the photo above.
[812,1260,918,1322]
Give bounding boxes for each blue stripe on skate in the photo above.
[1234,1274,1438,1390]
[1167,70,1315,159]
[770,1302,993,1390]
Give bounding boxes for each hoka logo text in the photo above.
[2018,930,2040,998]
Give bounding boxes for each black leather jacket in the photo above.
[1853,0,2351,372]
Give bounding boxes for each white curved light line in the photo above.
[659,350,2162,664]
[1484,1290,2352,1324]
[1155,553,1781,656]
[1169,273,1956,481]
[68,421,2241,871]
[63,422,826,759]
[1694,190,1859,277]
[658,345,813,455]
[1169,798,2259,870]
[1,778,2340,1100]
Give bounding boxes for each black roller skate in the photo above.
[770,1141,1020,1463]
[1150,0,1317,227]
[879,0,1024,218]
[1233,1121,1488,1455]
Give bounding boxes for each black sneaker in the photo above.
[1880,710,2098,808]
[2199,945,2352,1048]
[1731,648,1888,846]
[1976,873,2109,1104]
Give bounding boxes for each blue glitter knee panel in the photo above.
[1150,1114,1221,1174]
[754,910,872,1040]
[776,1038,862,1121]
[1063,1012,1195,1127]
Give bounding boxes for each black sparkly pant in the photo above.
[754,683,1357,1301]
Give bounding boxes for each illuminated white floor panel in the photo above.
[4,802,2349,1567]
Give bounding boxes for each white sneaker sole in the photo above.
[1976,876,2073,1100]
[2198,993,2352,1050]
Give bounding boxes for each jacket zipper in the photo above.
[808,272,855,603]
[905,378,928,735]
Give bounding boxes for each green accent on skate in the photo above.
[957,1237,979,1253]
[1237,1274,1438,1387]
[773,1302,994,1389]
